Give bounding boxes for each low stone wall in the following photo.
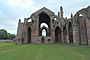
[0,40,13,42]
[31,36,52,43]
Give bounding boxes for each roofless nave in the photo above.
[14,6,90,47]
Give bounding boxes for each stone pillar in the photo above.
[51,18,55,43]
[58,11,60,17]
[61,25,64,43]
[79,17,87,44]
[66,25,69,44]
[60,6,63,18]
[24,18,28,43]
[17,19,21,35]
[73,23,80,45]
[86,18,90,47]
[19,19,21,23]
[51,31,55,43]
[36,16,39,36]
[24,31,28,43]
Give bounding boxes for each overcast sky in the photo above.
[0,0,90,34]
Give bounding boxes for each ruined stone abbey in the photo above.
[14,6,90,46]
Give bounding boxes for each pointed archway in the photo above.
[39,12,50,36]
[42,29,47,37]
[79,17,88,45]
[68,22,73,43]
[41,29,46,43]
[27,27,31,43]
[55,26,62,43]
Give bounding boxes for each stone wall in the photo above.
[15,6,90,47]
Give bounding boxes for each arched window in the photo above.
[39,12,50,36]
[42,29,46,37]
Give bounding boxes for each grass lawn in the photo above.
[0,42,90,60]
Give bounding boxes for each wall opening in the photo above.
[27,27,31,43]
[68,22,73,43]
[55,26,62,43]
[42,29,46,37]
[39,12,50,36]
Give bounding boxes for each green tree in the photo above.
[0,29,8,39]
[0,29,16,40]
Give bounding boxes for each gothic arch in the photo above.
[55,26,62,43]
[40,26,48,36]
[68,22,73,43]
[38,12,51,36]
[79,17,88,44]
[27,27,31,43]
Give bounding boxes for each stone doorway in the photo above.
[68,22,73,43]
[55,26,62,43]
[27,27,31,43]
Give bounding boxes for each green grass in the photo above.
[0,42,90,60]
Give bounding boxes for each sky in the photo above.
[0,0,90,34]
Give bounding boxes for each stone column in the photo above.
[51,18,55,43]
[86,18,90,47]
[23,24,28,44]
[73,16,80,45]
[35,16,39,37]
[60,6,63,18]
[73,23,80,45]
[23,18,28,43]
[61,26,64,43]
[66,25,69,44]
[51,31,55,43]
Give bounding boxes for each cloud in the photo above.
[0,0,90,34]
[6,0,34,8]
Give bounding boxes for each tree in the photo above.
[0,29,8,39]
[0,29,16,40]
